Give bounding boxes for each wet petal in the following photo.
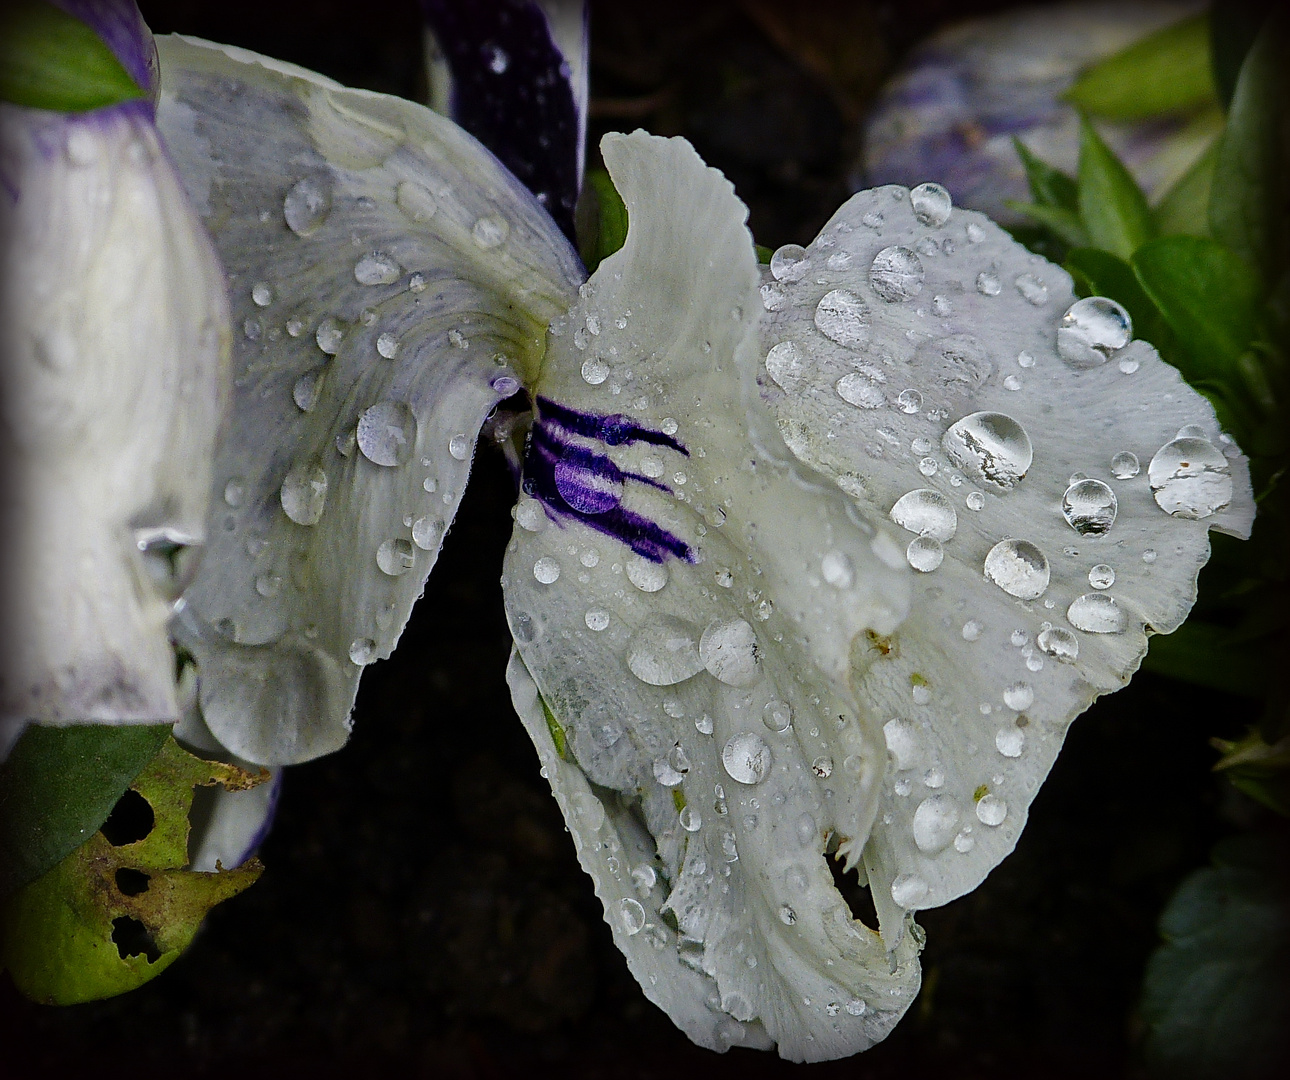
[502,131,919,1060]
[757,184,1254,940]
[155,36,582,765]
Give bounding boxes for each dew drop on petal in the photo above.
[984,539,1050,599]
[376,538,415,576]
[896,388,923,414]
[1062,479,1118,535]
[1014,273,1048,305]
[357,402,417,466]
[814,289,871,348]
[533,557,561,584]
[448,433,471,461]
[869,246,924,302]
[472,216,509,249]
[627,616,704,685]
[619,897,646,935]
[1067,593,1126,634]
[778,904,797,925]
[836,373,885,409]
[1057,297,1132,367]
[811,755,834,778]
[581,358,610,385]
[679,806,702,832]
[890,488,957,541]
[722,732,772,785]
[280,462,327,525]
[251,281,273,306]
[891,874,929,907]
[395,179,437,221]
[912,795,959,853]
[354,252,401,286]
[1088,564,1115,589]
[349,638,376,665]
[1037,625,1079,661]
[626,556,668,593]
[906,536,943,572]
[292,372,320,412]
[1003,682,1034,711]
[760,282,788,311]
[961,619,983,641]
[376,332,399,359]
[701,618,760,687]
[976,271,1001,296]
[283,176,332,236]
[975,794,1007,826]
[1147,437,1233,519]
[770,243,809,282]
[996,728,1025,757]
[821,550,855,588]
[909,182,952,226]
[585,609,610,632]
[412,516,442,550]
[1110,451,1140,479]
[315,317,344,355]
[965,491,985,511]
[943,412,1033,491]
[766,341,805,391]
[762,700,793,733]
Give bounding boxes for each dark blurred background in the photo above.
[0,2,1273,1076]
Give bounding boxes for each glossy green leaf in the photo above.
[0,0,147,112]
[1077,117,1154,259]
[1004,201,1088,249]
[1066,14,1216,119]
[1013,137,1078,211]
[1133,236,1263,380]
[1153,140,1218,237]
[1209,20,1288,278]
[1141,833,1290,1077]
[1209,2,1273,109]
[0,738,265,1005]
[0,723,171,899]
[578,167,629,274]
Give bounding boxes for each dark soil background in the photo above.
[0,2,1275,1077]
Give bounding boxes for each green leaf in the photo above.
[0,0,147,112]
[578,167,630,274]
[0,724,171,900]
[1208,2,1272,110]
[1153,140,1218,237]
[1065,14,1216,119]
[1141,833,1290,1077]
[754,244,773,265]
[1077,117,1155,259]
[1004,201,1088,249]
[1208,20,1288,279]
[1132,236,1264,382]
[0,738,265,1005]
[1141,620,1268,698]
[1211,729,1290,815]
[1012,137,1078,211]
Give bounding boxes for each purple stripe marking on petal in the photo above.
[421,0,582,242]
[50,0,157,97]
[535,396,688,454]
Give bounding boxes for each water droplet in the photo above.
[821,550,855,588]
[679,805,702,832]
[472,216,509,249]
[1057,297,1132,367]
[811,755,834,778]
[1177,424,1208,439]
[701,619,760,687]
[975,794,1007,826]
[585,609,610,632]
[1003,375,1022,391]
[993,726,1024,757]
[223,478,246,508]
[766,341,805,391]
[884,718,919,769]
[909,182,952,226]
[722,732,772,785]
[283,176,332,236]
[962,619,982,641]
[891,874,929,907]
[976,271,1001,296]
[354,252,401,286]
[619,897,645,935]
[533,557,561,584]
[965,491,985,511]
[760,282,788,311]
[907,536,944,572]
[1089,564,1115,589]
[251,281,273,307]
[357,402,417,467]
[1017,350,1035,368]
[845,998,867,1017]
[412,516,442,550]
[448,433,471,461]
[762,700,792,733]
[778,903,797,925]
[393,179,437,223]
[292,372,320,412]
[1014,273,1048,305]
[836,372,884,409]
[376,332,399,359]
[1067,593,1126,633]
[1119,356,1140,374]
[632,865,657,894]
[280,462,327,525]
[492,375,519,397]
[943,412,1032,491]
[1148,437,1232,518]
[1037,626,1078,661]
[814,289,871,348]
[869,246,924,302]
[627,616,703,685]
[931,295,953,316]
[1142,548,1158,563]
[578,357,610,385]
[984,539,1050,600]
[1062,479,1118,535]
[1110,451,1140,479]
[912,795,959,853]
[376,538,415,576]
[653,754,685,787]
[316,317,344,355]
[626,557,668,593]
[770,243,809,282]
[695,714,715,735]
[889,489,957,541]
[348,638,376,665]
[1003,682,1033,711]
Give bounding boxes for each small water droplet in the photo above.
[762,700,792,733]
[283,176,332,236]
[1003,375,1022,391]
[896,388,922,413]
[448,433,471,461]
[1089,564,1115,589]
[723,732,772,785]
[1017,350,1035,369]
[1148,437,1232,518]
[811,755,834,779]
[962,619,983,641]
[766,341,805,391]
[770,243,809,282]
[701,618,760,687]
[356,402,417,467]
[292,371,321,412]
[315,317,344,355]
[869,246,924,302]
[679,805,702,832]
[814,289,870,348]
[891,874,929,907]
[918,456,938,477]
[889,489,957,541]
[821,550,855,588]
[354,252,401,286]
[695,714,714,735]
[618,896,645,935]
[1058,297,1132,367]
[251,281,273,307]
[1014,273,1048,305]
[975,794,1007,826]
[533,557,560,584]
[376,538,415,576]
[760,282,788,311]
[984,539,1050,599]
[472,216,509,249]
[965,491,985,511]
[1037,625,1078,661]
[627,557,668,593]
[1119,356,1140,374]
[627,616,703,685]
[909,182,952,226]
[836,372,884,409]
[1067,593,1126,633]
[976,271,1001,296]
[1003,682,1033,711]
[906,535,943,572]
[1062,479,1118,535]
[280,462,327,525]
[349,638,376,665]
[585,609,610,632]
[1142,548,1158,563]
[412,516,442,550]
[778,903,797,925]
[912,794,959,853]
[376,332,399,359]
[1110,451,1140,479]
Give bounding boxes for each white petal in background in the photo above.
[0,101,230,754]
[757,183,1254,942]
[503,131,919,1061]
[154,36,583,765]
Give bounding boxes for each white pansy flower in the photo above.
[151,35,1252,1061]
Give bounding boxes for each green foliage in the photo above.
[1005,138,1088,249]
[539,695,569,761]
[1141,833,1290,1077]
[0,723,171,900]
[0,0,147,112]
[0,738,266,1005]
[1076,118,1154,259]
[1153,141,1218,238]
[578,168,630,274]
[1065,13,1216,120]
[1211,729,1290,815]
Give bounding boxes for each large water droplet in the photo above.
[533,557,561,584]
[984,539,1050,599]
[1062,479,1118,535]
[626,556,668,593]
[762,700,792,733]
[836,372,884,409]
[280,462,327,525]
[975,794,1007,826]
[1003,682,1034,711]
[770,243,809,282]
[448,433,471,461]
[354,252,401,286]
[889,488,957,541]
[1067,593,1126,633]
[315,317,344,355]
[627,616,704,685]
[1089,564,1115,589]
[395,179,437,221]
[912,795,959,853]
[1057,297,1132,367]
[700,618,760,687]
[869,246,924,302]
[1147,437,1232,519]
[283,176,332,236]
[722,732,771,785]
[909,182,951,226]
[906,536,944,572]
[943,412,1033,491]
[996,728,1025,757]
[376,538,415,576]
[1110,451,1140,479]
[765,341,805,391]
[891,874,929,907]
[619,897,646,935]
[1037,625,1079,660]
[1014,274,1048,305]
[357,401,417,467]
[814,289,870,348]
[349,638,376,665]
[376,332,399,359]
[412,516,442,550]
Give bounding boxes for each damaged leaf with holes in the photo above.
[0,738,266,1004]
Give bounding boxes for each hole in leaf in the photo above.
[114,867,151,896]
[100,788,154,846]
[829,853,880,933]
[111,916,162,963]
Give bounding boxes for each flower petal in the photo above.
[502,131,919,1060]
[154,35,582,765]
[756,184,1254,939]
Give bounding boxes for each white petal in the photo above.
[502,132,919,1060]
[155,36,582,765]
[757,185,1255,939]
[0,102,229,743]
